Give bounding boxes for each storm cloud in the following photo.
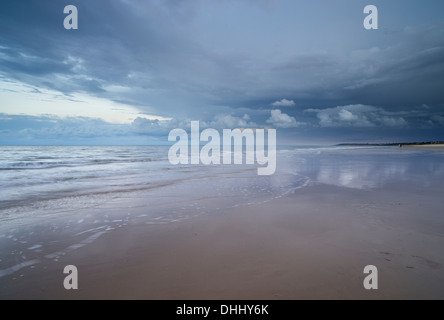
[0,0,443,144]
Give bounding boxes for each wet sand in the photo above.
[2,182,444,300]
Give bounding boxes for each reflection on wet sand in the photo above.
[293,147,444,189]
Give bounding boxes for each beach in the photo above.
[402,144,444,150]
[1,146,444,299]
[2,0,444,303]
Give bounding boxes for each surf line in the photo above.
[168,121,276,175]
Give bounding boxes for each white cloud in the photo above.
[271,99,295,107]
[204,114,257,129]
[306,104,408,128]
[132,113,257,134]
[338,109,358,121]
[266,109,302,128]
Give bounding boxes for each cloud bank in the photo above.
[0,0,443,144]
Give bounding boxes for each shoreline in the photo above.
[401,144,444,150]
[2,182,444,300]
[337,143,444,150]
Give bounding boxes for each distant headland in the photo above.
[337,141,444,149]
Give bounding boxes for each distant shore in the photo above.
[338,142,444,150]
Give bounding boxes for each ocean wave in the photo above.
[0,158,159,170]
[0,161,75,170]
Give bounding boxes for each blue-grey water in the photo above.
[1,145,444,278]
[0,145,304,219]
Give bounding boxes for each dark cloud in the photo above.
[0,0,443,143]
[306,105,407,128]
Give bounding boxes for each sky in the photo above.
[0,0,443,145]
